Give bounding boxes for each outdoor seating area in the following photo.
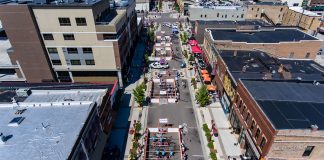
[150,33,173,61]
[148,70,183,104]
[143,128,182,159]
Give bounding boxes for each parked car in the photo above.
[163,22,171,28]
[149,62,169,69]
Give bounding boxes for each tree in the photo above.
[133,84,145,107]
[195,85,210,107]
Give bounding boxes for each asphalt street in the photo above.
[147,12,204,159]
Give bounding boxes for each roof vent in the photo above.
[0,133,13,145]
[16,88,31,97]
[311,124,318,132]
[15,109,26,115]
[8,117,25,127]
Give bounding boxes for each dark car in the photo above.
[198,60,206,69]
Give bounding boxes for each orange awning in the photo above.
[203,76,211,82]
[207,85,216,91]
[201,70,208,74]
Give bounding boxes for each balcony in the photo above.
[95,10,127,33]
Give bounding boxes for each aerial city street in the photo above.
[1,0,324,159]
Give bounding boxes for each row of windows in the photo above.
[58,17,87,26]
[51,59,95,65]
[251,7,284,12]
[43,33,75,41]
[200,14,244,19]
[236,96,267,150]
[236,95,315,156]
[47,47,93,54]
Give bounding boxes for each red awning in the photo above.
[189,40,198,46]
[191,45,203,54]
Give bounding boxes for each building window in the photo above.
[255,128,261,141]
[305,52,310,58]
[51,60,62,65]
[70,60,81,65]
[245,112,250,123]
[201,15,203,18]
[255,14,258,17]
[43,34,54,40]
[85,59,95,65]
[205,15,207,18]
[239,100,242,109]
[67,48,78,54]
[257,8,259,11]
[82,48,93,54]
[293,3,299,6]
[280,8,283,12]
[242,105,246,114]
[217,13,219,17]
[251,8,254,10]
[278,14,281,18]
[302,146,315,156]
[251,120,255,131]
[260,137,266,150]
[47,48,58,54]
[58,17,71,26]
[75,17,87,26]
[241,14,244,18]
[63,34,75,40]
[225,14,227,18]
[289,52,294,58]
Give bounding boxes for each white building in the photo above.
[188,5,247,21]
[135,0,149,12]
[281,0,303,6]
[0,86,114,160]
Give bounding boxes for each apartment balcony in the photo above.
[95,10,127,33]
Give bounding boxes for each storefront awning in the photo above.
[189,40,198,46]
[207,85,216,91]
[191,45,203,54]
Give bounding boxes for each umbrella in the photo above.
[203,76,211,82]
[207,85,216,91]
[201,70,208,74]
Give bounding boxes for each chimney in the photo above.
[311,124,318,132]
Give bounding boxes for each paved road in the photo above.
[146,12,204,159]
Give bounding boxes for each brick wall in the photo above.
[214,40,321,59]
[282,9,321,32]
[246,5,287,25]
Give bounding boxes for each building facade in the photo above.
[282,6,321,32]
[188,5,246,21]
[204,28,322,60]
[0,0,138,87]
[245,2,287,25]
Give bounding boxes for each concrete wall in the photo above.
[246,5,287,25]
[32,8,118,71]
[0,5,55,82]
[282,9,321,32]
[211,40,321,60]
[188,6,246,21]
[268,130,324,159]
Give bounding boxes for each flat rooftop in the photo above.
[197,20,270,26]
[289,7,320,17]
[0,0,101,6]
[209,28,318,43]
[242,80,324,130]
[219,50,324,83]
[0,88,107,159]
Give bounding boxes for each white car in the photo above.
[163,23,171,28]
[149,62,169,69]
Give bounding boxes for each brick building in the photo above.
[203,28,322,60]
[209,50,324,115]
[232,80,324,159]
[245,2,287,25]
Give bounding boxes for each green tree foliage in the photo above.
[195,85,210,107]
[133,84,145,107]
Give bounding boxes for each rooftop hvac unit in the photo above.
[16,88,31,97]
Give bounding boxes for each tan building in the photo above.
[0,0,138,87]
[203,28,322,60]
[246,2,288,25]
[282,6,321,32]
